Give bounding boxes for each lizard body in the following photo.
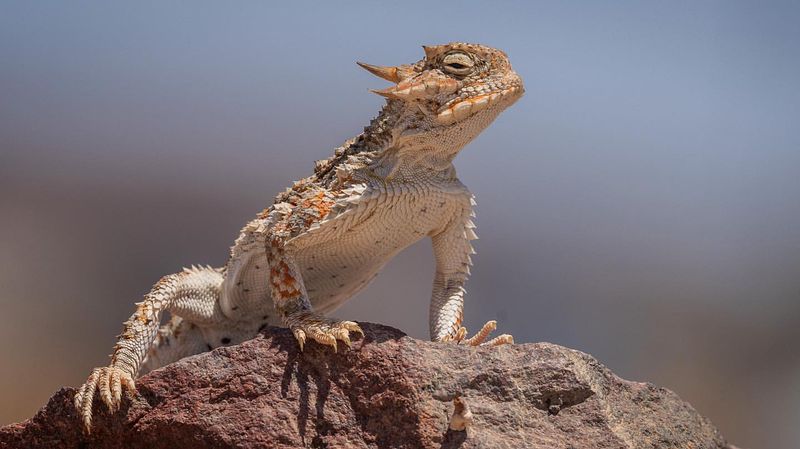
[74,42,524,431]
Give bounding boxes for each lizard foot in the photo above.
[73,366,135,433]
[285,311,363,352]
[446,320,514,346]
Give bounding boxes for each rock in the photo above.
[0,323,735,449]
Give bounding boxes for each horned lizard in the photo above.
[73,42,524,431]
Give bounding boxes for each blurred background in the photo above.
[1,1,798,448]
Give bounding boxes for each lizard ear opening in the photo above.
[356,62,401,83]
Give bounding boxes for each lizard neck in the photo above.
[312,101,402,186]
[315,98,498,187]
[362,99,506,183]
[358,101,465,183]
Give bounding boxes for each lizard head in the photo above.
[357,42,524,155]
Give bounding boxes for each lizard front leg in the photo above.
[429,200,513,346]
[74,266,225,432]
[266,237,362,351]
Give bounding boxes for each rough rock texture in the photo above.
[1,323,734,449]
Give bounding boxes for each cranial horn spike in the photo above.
[357,61,401,83]
[369,87,402,99]
[423,45,444,61]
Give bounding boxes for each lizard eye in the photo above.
[442,52,475,76]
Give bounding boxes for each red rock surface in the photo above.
[0,323,735,449]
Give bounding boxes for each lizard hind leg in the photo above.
[74,265,226,432]
[139,315,209,375]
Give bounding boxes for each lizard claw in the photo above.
[286,312,363,351]
[446,320,514,347]
[73,366,135,433]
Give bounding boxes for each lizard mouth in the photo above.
[435,85,524,125]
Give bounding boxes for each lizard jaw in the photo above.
[436,85,524,125]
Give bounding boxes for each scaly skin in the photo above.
[74,42,524,432]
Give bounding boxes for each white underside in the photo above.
[219,179,471,325]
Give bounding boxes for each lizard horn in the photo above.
[422,45,445,61]
[369,86,405,99]
[356,62,401,83]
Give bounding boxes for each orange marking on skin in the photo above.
[450,314,464,336]
[271,220,290,235]
[269,259,302,298]
[135,304,152,324]
[281,286,302,298]
[301,191,335,222]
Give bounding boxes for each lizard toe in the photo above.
[462,320,496,346]
[75,367,101,433]
[446,320,514,347]
[109,368,122,410]
[292,328,307,351]
[341,320,364,337]
[287,312,362,352]
[98,368,114,410]
[74,366,136,433]
[482,334,514,346]
[333,327,352,349]
[308,329,338,351]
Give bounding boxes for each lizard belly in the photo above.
[292,186,462,314]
